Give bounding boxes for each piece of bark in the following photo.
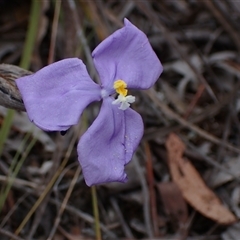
[0,64,32,111]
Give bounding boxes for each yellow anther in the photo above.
[113,80,128,97]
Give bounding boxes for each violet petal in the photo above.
[92,18,163,92]
[78,97,143,186]
[16,58,101,131]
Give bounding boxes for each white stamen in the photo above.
[112,95,135,110]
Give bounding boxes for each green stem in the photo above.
[0,0,40,157]
[20,0,40,70]
[0,110,15,156]
[91,186,102,240]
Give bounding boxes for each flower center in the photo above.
[114,80,128,97]
[112,80,135,110]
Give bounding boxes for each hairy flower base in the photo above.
[112,94,135,110]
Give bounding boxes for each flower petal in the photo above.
[92,18,163,92]
[16,58,101,131]
[78,97,143,186]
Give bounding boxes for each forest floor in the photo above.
[0,0,240,239]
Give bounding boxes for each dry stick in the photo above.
[53,162,79,191]
[27,135,64,240]
[203,1,240,53]
[0,175,40,190]
[47,167,81,240]
[26,3,62,238]
[0,193,28,229]
[1,179,116,239]
[49,198,117,239]
[156,1,221,118]
[146,88,240,154]
[144,90,237,143]
[147,124,240,181]
[48,0,61,64]
[145,142,159,237]
[101,6,123,28]
[61,2,76,58]
[145,113,240,181]
[66,0,98,81]
[134,0,218,103]
[133,155,153,238]
[183,84,205,120]
[110,198,134,239]
[184,140,240,180]
[117,0,135,21]
[85,1,109,40]
[204,28,223,55]
[0,229,25,240]
[15,125,79,236]
[216,110,231,163]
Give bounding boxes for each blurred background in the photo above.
[0,0,240,239]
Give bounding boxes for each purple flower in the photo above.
[16,19,163,186]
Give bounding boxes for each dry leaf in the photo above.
[157,182,188,226]
[166,133,237,225]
